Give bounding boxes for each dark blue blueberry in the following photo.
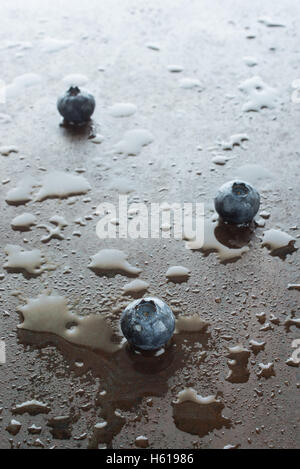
[57,86,95,124]
[120,297,175,351]
[214,180,260,225]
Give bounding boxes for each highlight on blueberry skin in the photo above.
[120,297,175,351]
[214,180,260,225]
[57,86,96,124]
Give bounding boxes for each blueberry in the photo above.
[214,180,260,225]
[57,86,95,124]
[120,297,175,351]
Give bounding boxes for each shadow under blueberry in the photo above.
[89,268,141,279]
[4,267,44,280]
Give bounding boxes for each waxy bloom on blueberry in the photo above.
[57,86,96,124]
[214,180,260,225]
[120,298,175,351]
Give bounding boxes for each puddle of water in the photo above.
[287,284,300,291]
[47,415,73,440]
[4,245,47,275]
[18,294,121,354]
[211,155,230,165]
[1,0,298,450]
[135,436,149,448]
[11,213,37,230]
[14,290,227,448]
[175,315,209,333]
[185,217,250,263]
[109,177,134,194]
[37,215,68,242]
[6,420,22,436]
[258,17,285,27]
[35,171,91,201]
[0,40,33,51]
[90,133,105,144]
[260,211,270,219]
[108,103,137,118]
[12,400,51,415]
[62,74,89,87]
[146,43,160,51]
[0,145,19,156]
[5,176,35,205]
[89,249,142,276]
[226,345,250,383]
[243,56,258,67]
[88,413,125,449]
[6,172,91,205]
[5,73,42,99]
[286,357,299,367]
[221,133,248,150]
